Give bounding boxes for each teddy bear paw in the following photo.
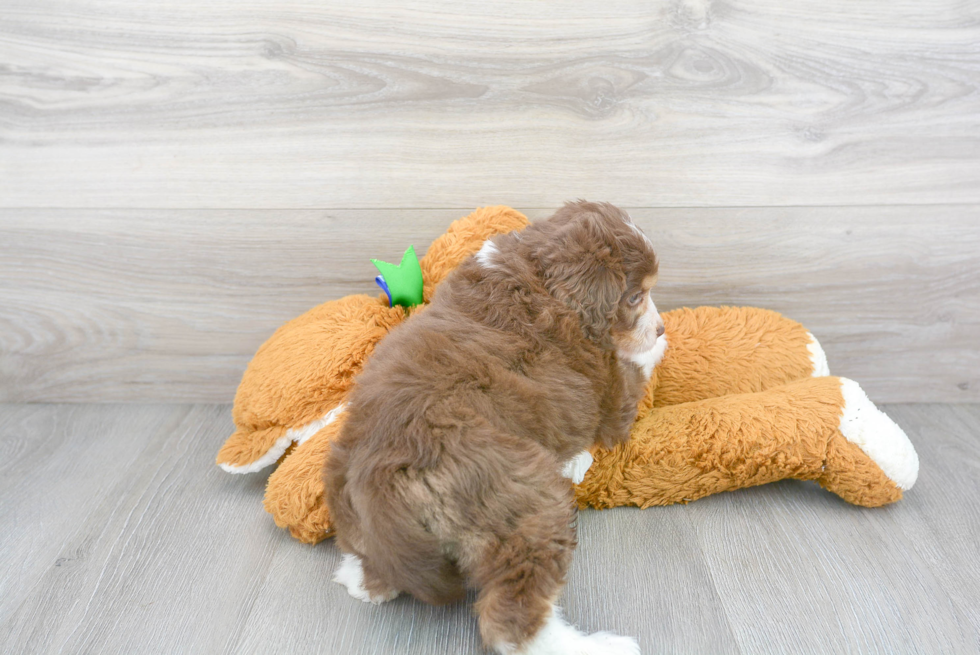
[838,378,918,490]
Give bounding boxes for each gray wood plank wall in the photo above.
[1,207,978,403]
[2,0,978,208]
[2,0,978,403]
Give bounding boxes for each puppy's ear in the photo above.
[538,218,625,344]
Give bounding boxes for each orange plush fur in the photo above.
[217,206,917,544]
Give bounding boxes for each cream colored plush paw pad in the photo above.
[839,378,919,490]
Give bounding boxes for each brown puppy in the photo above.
[325,201,665,654]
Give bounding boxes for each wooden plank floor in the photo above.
[1,402,978,654]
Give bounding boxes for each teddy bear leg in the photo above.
[263,417,346,544]
[816,378,918,506]
[651,306,830,408]
[808,331,830,377]
[577,376,917,509]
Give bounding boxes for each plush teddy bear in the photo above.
[216,206,919,544]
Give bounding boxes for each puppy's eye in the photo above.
[628,292,643,306]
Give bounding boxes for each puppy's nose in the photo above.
[656,322,665,338]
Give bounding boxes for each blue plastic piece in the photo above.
[375,274,392,307]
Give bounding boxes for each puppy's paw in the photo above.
[561,450,594,484]
[332,553,399,604]
[579,631,641,655]
[499,610,640,655]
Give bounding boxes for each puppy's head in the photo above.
[532,201,664,358]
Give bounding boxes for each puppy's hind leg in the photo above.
[468,515,639,655]
[457,443,638,654]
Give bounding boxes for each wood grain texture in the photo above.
[0,403,281,654]
[687,483,980,653]
[0,404,180,631]
[565,505,740,654]
[1,402,978,654]
[1,0,978,208]
[2,206,977,403]
[683,404,980,654]
[883,404,980,642]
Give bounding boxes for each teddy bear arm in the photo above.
[263,415,346,544]
[652,306,830,407]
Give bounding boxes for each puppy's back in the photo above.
[324,292,580,600]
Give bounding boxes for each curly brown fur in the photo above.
[324,201,661,652]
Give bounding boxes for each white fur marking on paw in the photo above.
[333,554,398,604]
[495,606,640,655]
[807,332,830,377]
[218,404,346,474]
[838,378,919,490]
[561,450,594,484]
[476,239,500,269]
